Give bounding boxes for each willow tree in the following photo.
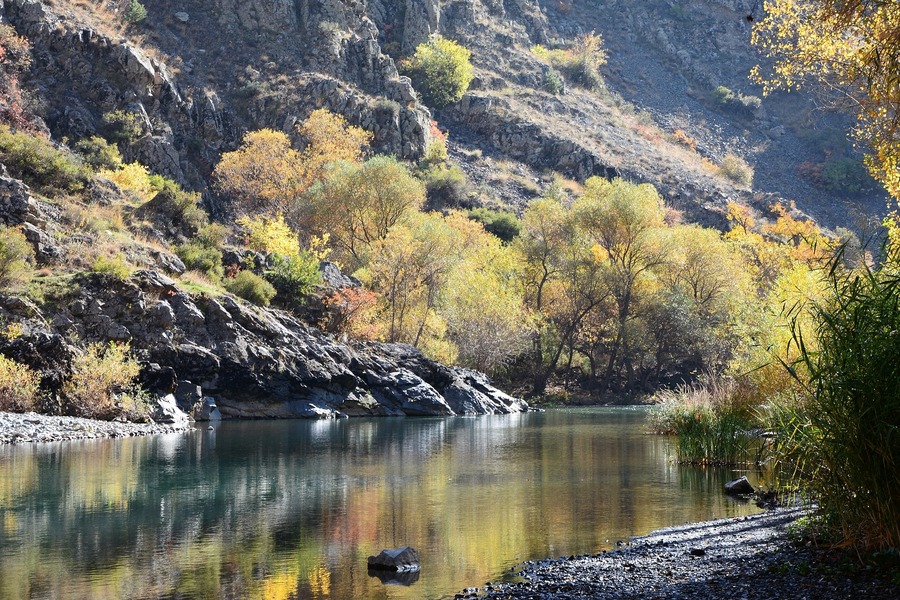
[751,0,900,200]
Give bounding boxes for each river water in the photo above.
[0,407,760,599]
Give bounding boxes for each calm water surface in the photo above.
[0,407,761,599]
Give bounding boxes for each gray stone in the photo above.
[192,396,222,421]
[367,546,420,572]
[174,11,189,22]
[152,394,191,425]
[724,476,755,495]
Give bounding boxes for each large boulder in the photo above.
[367,546,421,572]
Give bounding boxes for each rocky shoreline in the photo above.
[463,507,900,599]
[0,410,194,445]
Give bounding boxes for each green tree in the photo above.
[404,35,475,107]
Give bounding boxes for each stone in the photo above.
[724,476,755,495]
[174,11,189,22]
[174,380,202,411]
[192,396,222,421]
[367,546,420,572]
[152,394,191,425]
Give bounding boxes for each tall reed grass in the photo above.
[769,244,900,550]
[650,376,760,466]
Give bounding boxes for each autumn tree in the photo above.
[304,155,426,269]
[574,178,669,388]
[752,1,900,200]
[212,110,371,216]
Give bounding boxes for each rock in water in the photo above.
[367,546,420,572]
[724,476,755,495]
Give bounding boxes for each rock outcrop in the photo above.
[0,270,528,419]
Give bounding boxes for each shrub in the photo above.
[543,68,565,94]
[403,35,474,107]
[176,243,223,280]
[92,253,132,280]
[711,85,761,118]
[0,354,40,412]
[265,253,321,307]
[236,213,298,257]
[63,342,144,420]
[718,153,754,186]
[467,207,521,242]
[225,270,277,306]
[101,110,145,144]
[0,225,34,290]
[124,0,148,24]
[821,158,874,196]
[423,121,449,165]
[97,161,156,202]
[423,163,471,209]
[74,136,123,170]
[140,178,208,236]
[0,125,90,192]
[531,32,606,90]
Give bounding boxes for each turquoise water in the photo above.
[0,407,760,599]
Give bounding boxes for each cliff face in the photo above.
[0,174,527,418]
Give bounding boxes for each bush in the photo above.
[0,125,90,192]
[97,161,156,202]
[236,214,298,257]
[423,163,471,209]
[0,225,34,290]
[543,68,565,95]
[770,246,900,550]
[176,243,224,280]
[140,178,208,236]
[265,253,321,307]
[403,35,474,107]
[711,85,761,118]
[101,110,145,144]
[821,158,874,196]
[531,32,606,90]
[718,153,754,186]
[74,136,123,170]
[0,354,40,412]
[467,207,521,243]
[63,342,145,420]
[225,270,277,306]
[124,0,148,24]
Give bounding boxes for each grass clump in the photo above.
[92,253,132,280]
[712,85,761,118]
[176,224,226,280]
[0,354,41,412]
[718,153,754,186]
[63,342,147,421]
[650,376,759,466]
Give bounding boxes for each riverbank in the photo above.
[0,411,195,444]
[465,507,900,599]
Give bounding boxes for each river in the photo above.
[0,407,761,599]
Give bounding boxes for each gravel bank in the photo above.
[465,507,900,599]
[0,411,195,444]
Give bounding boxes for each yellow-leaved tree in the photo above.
[751,0,900,200]
[212,110,371,215]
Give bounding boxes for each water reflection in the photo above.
[0,408,760,599]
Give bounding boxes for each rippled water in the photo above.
[0,407,761,599]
